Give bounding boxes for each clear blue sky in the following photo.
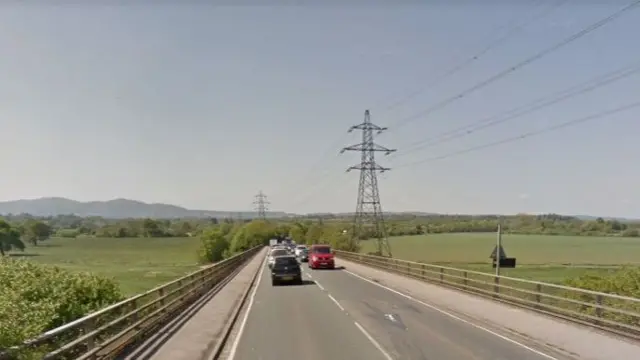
[1,2,639,217]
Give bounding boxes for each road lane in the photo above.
[231,263,390,360]
[308,267,573,360]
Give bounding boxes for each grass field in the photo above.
[360,233,640,283]
[12,236,202,296]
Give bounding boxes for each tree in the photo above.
[22,219,52,246]
[197,229,230,263]
[304,223,324,245]
[0,220,25,256]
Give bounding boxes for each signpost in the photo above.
[489,223,516,272]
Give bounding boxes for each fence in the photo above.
[335,250,640,339]
[2,246,262,360]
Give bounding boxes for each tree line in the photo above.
[2,212,639,243]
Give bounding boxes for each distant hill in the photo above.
[0,197,289,219]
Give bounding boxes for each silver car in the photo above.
[268,248,289,269]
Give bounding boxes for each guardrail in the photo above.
[335,250,640,339]
[2,246,263,360]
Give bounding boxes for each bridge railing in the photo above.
[3,246,262,360]
[335,250,640,339]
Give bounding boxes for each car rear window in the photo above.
[312,247,331,254]
[271,249,288,257]
[274,257,298,266]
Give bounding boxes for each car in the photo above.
[267,248,290,269]
[298,248,309,262]
[308,244,335,270]
[294,245,307,257]
[271,255,303,286]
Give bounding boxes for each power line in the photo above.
[253,191,270,220]
[376,0,568,116]
[393,100,640,169]
[387,0,640,132]
[340,110,396,257]
[270,133,351,204]
[392,59,640,159]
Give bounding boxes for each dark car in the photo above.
[271,255,303,286]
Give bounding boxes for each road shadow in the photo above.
[279,280,316,286]
[36,243,62,248]
[9,253,41,257]
[307,266,346,270]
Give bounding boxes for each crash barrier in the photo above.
[2,246,263,360]
[335,250,640,339]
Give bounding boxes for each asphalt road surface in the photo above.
[230,261,573,360]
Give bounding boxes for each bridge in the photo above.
[7,247,640,360]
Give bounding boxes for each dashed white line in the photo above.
[343,269,559,360]
[227,256,267,360]
[354,321,394,360]
[315,280,325,291]
[327,294,345,311]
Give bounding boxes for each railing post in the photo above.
[131,298,138,322]
[84,317,97,360]
[420,263,426,279]
[493,276,500,298]
[595,294,603,319]
[439,268,444,283]
[463,271,468,288]
[535,283,542,309]
[406,262,411,276]
[158,288,165,307]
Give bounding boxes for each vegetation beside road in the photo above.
[0,258,122,355]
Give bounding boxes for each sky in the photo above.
[1,1,640,217]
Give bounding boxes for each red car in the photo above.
[308,244,335,270]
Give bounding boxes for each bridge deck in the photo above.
[330,258,640,360]
[123,248,266,360]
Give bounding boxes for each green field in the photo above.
[360,233,640,283]
[13,237,202,295]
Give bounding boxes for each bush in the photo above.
[563,267,640,327]
[55,229,79,238]
[0,258,123,350]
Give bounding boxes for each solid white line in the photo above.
[227,255,267,360]
[327,294,345,311]
[354,321,394,360]
[343,269,559,360]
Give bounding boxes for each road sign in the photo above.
[489,244,507,260]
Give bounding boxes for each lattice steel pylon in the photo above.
[340,110,396,257]
[253,191,269,220]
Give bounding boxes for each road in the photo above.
[230,260,573,360]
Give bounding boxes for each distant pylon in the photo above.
[253,191,270,220]
[340,110,396,257]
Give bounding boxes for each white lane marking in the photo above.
[327,294,345,311]
[227,255,267,360]
[343,269,558,360]
[354,321,394,360]
[315,280,326,291]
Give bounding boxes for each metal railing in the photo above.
[335,250,640,339]
[3,246,262,360]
